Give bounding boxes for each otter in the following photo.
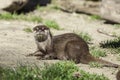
[28,25,119,68]
[117,70,120,80]
[27,25,54,59]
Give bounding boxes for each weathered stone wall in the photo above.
[101,0,120,23]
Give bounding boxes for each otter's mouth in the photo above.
[36,34,48,42]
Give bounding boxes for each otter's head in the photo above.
[33,25,51,42]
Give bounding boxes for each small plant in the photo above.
[0,13,42,23]
[79,70,108,80]
[89,62,102,68]
[50,5,60,10]
[90,15,102,20]
[100,37,120,48]
[0,61,109,80]
[26,15,43,23]
[44,20,61,30]
[41,61,109,80]
[23,27,32,33]
[41,61,79,80]
[100,37,120,54]
[90,47,106,58]
[75,32,92,42]
[36,4,60,11]
[114,24,120,28]
[106,47,120,55]
[0,66,41,80]
[36,5,47,11]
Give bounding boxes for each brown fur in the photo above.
[117,70,120,80]
[27,25,53,58]
[53,33,119,68]
[29,25,120,68]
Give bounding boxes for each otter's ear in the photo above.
[42,25,49,30]
[33,26,37,31]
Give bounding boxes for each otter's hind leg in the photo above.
[65,41,83,63]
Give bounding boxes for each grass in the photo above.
[114,24,120,28]
[44,20,61,30]
[89,62,102,68]
[90,15,102,20]
[36,4,60,11]
[0,61,109,80]
[36,5,48,11]
[0,13,42,23]
[50,5,60,10]
[100,37,120,54]
[100,37,120,48]
[41,61,79,80]
[75,32,92,42]
[0,13,61,30]
[23,27,32,33]
[90,47,106,58]
[106,47,120,55]
[0,66,41,80]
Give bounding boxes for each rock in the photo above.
[57,0,100,15]
[0,0,28,12]
[17,0,51,13]
[101,0,120,23]
[57,0,120,23]
[0,0,51,13]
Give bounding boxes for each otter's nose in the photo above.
[41,27,45,31]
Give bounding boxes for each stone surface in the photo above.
[57,0,100,15]
[57,0,120,23]
[0,0,28,12]
[101,0,120,23]
[0,0,51,13]
[18,0,51,13]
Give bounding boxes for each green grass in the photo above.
[0,13,62,31]
[90,15,102,20]
[36,4,60,11]
[100,37,120,55]
[75,32,92,42]
[114,24,120,28]
[0,61,109,80]
[89,62,102,68]
[100,37,120,48]
[41,61,79,80]
[0,13,42,23]
[50,5,60,10]
[0,66,41,80]
[36,5,48,11]
[23,27,32,33]
[90,47,106,58]
[105,47,120,55]
[44,20,61,30]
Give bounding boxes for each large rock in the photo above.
[101,0,120,23]
[57,0,100,15]
[18,0,51,13]
[0,0,51,13]
[0,0,28,12]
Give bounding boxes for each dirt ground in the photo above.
[0,8,120,80]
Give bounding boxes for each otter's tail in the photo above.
[80,54,119,68]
